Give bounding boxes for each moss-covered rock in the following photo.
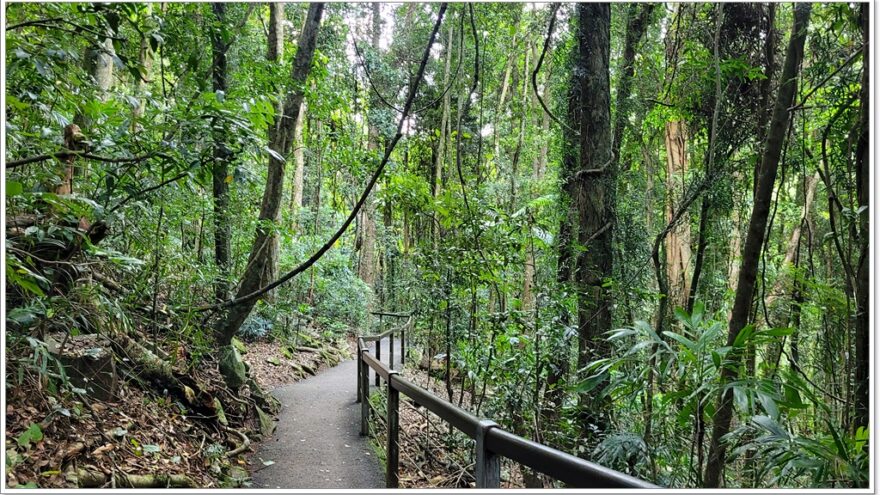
[255,405,276,437]
[218,345,247,390]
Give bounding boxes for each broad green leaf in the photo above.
[7,180,24,197]
[16,423,43,448]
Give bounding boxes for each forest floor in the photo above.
[5,332,347,489]
[374,364,530,489]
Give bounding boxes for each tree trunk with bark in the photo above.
[664,120,692,312]
[215,3,324,347]
[211,3,233,303]
[262,1,286,300]
[358,2,381,290]
[614,3,654,172]
[703,5,811,487]
[853,2,869,438]
[568,2,612,434]
[432,19,454,248]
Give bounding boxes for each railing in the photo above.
[355,317,658,489]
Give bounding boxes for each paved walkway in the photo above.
[250,337,400,489]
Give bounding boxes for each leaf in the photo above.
[573,373,607,394]
[732,324,755,348]
[663,331,696,352]
[109,427,128,437]
[757,392,779,419]
[752,415,789,440]
[673,307,690,327]
[16,423,43,448]
[760,327,795,337]
[225,175,233,184]
[7,180,24,197]
[266,147,285,162]
[142,444,161,454]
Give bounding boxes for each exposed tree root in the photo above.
[72,469,195,488]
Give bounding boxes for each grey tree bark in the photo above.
[262,2,286,299]
[703,4,811,487]
[853,1,869,439]
[210,2,232,303]
[215,3,324,346]
[567,2,612,434]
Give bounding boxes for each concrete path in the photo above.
[250,337,400,489]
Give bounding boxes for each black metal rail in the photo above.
[356,319,658,489]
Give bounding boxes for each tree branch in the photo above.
[5,150,171,169]
[193,3,450,313]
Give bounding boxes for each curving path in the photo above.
[250,337,401,489]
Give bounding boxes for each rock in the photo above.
[212,398,228,426]
[255,405,276,437]
[218,345,247,390]
[266,356,281,366]
[231,337,247,355]
[227,465,249,487]
[46,333,117,400]
[248,377,280,414]
[418,352,459,380]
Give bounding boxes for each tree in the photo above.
[210,3,232,303]
[703,4,812,486]
[215,3,325,347]
[566,2,613,433]
[853,1,869,437]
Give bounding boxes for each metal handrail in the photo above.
[356,322,658,489]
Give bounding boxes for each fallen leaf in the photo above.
[91,444,114,456]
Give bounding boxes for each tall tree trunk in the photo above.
[211,3,232,303]
[687,4,724,314]
[73,23,115,182]
[132,5,152,128]
[852,2,869,438]
[358,2,381,289]
[762,172,818,376]
[664,121,692,311]
[754,4,777,197]
[432,19,454,247]
[291,100,306,216]
[262,2,286,300]
[215,3,324,345]
[614,3,654,172]
[568,2,612,435]
[703,5,811,487]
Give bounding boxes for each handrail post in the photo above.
[400,325,406,369]
[386,371,400,488]
[375,339,382,386]
[360,349,369,436]
[356,340,362,403]
[475,419,501,488]
[390,331,395,371]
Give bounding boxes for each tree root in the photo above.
[72,469,195,488]
[224,426,251,457]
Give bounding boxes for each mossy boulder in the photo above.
[255,405,276,437]
[218,345,247,390]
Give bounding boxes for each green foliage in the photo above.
[16,423,44,449]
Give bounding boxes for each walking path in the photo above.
[250,337,400,489]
